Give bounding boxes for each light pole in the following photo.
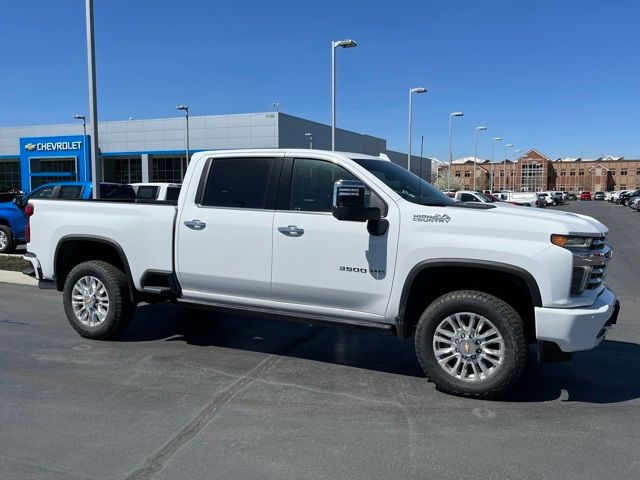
[272,102,281,113]
[331,38,357,151]
[447,112,464,191]
[503,143,514,190]
[305,132,313,149]
[84,0,100,198]
[490,137,502,192]
[176,105,189,180]
[73,115,87,183]
[407,87,427,172]
[473,126,487,191]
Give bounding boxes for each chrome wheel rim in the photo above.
[71,276,110,327]
[433,312,505,383]
[0,230,7,250]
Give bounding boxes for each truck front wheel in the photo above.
[415,290,527,399]
[63,260,135,340]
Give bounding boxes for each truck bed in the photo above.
[28,199,176,290]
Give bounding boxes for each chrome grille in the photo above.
[570,234,610,296]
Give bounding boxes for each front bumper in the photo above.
[535,287,619,352]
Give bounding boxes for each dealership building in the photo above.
[0,112,428,192]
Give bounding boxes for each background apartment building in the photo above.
[437,149,639,192]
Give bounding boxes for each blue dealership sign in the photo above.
[19,135,91,192]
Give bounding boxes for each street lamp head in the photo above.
[410,87,427,94]
[334,39,357,48]
[305,132,312,137]
[476,126,487,131]
[450,112,464,117]
[506,143,514,148]
[176,105,188,112]
[493,137,502,141]
[73,114,85,120]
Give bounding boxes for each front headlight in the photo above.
[550,234,594,249]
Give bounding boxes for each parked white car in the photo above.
[24,149,618,399]
[455,191,496,203]
[609,190,630,203]
[131,183,182,201]
[496,191,538,207]
[537,193,555,206]
[538,191,564,205]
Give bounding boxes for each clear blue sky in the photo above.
[1,0,638,161]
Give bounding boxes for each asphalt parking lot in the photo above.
[1,201,638,480]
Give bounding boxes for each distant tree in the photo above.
[433,176,463,191]
[431,167,440,184]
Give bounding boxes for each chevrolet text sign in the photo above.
[25,140,82,152]
[19,135,91,193]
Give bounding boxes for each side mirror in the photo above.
[332,180,389,236]
[13,195,25,209]
[332,180,381,222]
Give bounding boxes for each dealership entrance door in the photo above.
[29,157,78,189]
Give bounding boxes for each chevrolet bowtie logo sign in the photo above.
[24,141,82,152]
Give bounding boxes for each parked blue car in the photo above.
[0,181,134,253]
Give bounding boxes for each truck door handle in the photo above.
[278,225,304,237]
[184,219,207,230]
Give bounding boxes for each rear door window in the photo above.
[459,193,476,202]
[57,186,84,199]
[201,158,275,209]
[100,184,136,200]
[136,186,159,200]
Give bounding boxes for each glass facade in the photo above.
[152,156,187,182]
[103,157,142,183]
[29,157,77,189]
[0,159,20,191]
[520,162,544,192]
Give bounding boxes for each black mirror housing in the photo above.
[332,180,381,222]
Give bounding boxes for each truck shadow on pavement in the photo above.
[121,303,640,404]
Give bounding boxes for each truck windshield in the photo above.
[351,158,455,206]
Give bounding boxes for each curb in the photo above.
[0,270,37,286]
[0,253,29,272]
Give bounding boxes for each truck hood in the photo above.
[482,203,608,235]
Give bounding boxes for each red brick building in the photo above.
[437,149,639,192]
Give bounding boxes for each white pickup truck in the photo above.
[23,149,619,398]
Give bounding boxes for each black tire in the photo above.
[63,260,135,340]
[0,225,16,254]
[415,290,527,399]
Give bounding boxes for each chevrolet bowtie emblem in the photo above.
[25,143,36,151]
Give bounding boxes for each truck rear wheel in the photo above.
[63,260,135,340]
[0,225,16,254]
[415,290,527,399]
